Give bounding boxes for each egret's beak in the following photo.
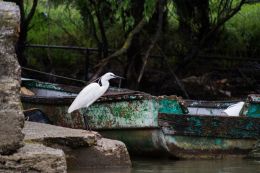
[114,75,125,79]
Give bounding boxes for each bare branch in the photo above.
[137,0,164,83]
[90,18,146,80]
[175,0,245,73]
[24,0,38,29]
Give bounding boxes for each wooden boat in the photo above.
[21,79,260,159]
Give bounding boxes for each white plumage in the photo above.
[68,72,123,113]
[222,101,245,116]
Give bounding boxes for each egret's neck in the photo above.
[100,78,109,87]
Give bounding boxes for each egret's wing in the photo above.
[68,83,104,113]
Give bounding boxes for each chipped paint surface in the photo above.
[245,95,260,118]
[22,80,65,92]
[22,95,160,129]
[158,113,260,158]
[158,98,184,114]
[159,114,260,139]
[83,98,159,129]
[246,104,260,118]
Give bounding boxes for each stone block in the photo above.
[67,138,131,169]
[0,143,67,173]
[23,122,132,169]
[0,1,24,155]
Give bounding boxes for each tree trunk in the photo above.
[15,0,27,66]
[10,0,38,66]
[124,0,145,90]
[125,34,143,89]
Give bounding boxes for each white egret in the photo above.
[222,101,245,116]
[68,72,124,130]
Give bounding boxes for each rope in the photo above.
[21,67,87,84]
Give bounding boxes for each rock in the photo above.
[23,122,131,169]
[0,143,67,173]
[0,1,24,155]
[67,138,131,169]
[23,122,100,148]
[58,138,132,169]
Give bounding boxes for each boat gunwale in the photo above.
[93,126,161,131]
[21,93,154,105]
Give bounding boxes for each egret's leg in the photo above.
[83,113,92,131]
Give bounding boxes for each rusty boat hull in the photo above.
[159,113,259,159]
[21,79,260,158]
[158,96,260,159]
[21,79,176,155]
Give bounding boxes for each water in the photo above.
[68,158,260,173]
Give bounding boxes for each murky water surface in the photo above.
[68,158,260,173]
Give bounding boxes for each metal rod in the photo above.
[84,49,89,81]
[25,44,115,53]
[21,66,87,84]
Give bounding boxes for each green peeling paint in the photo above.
[159,114,260,139]
[84,98,159,129]
[159,99,184,114]
[23,80,65,92]
[246,104,260,118]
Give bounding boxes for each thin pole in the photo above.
[84,49,89,81]
[21,67,87,84]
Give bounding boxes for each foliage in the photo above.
[218,3,260,57]
[143,0,157,21]
[22,0,260,95]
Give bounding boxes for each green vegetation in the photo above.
[6,0,260,99]
[221,3,260,57]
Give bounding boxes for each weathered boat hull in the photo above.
[21,94,181,156]
[22,96,168,155]
[159,113,260,159]
[161,135,256,159]
[21,80,260,158]
[98,128,171,156]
